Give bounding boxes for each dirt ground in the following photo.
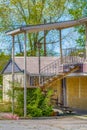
[0,116,87,130]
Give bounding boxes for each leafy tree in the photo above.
[0,53,10,85]
[68,0,87,47]
[0,0,67,55]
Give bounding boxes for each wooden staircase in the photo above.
[37,48,85,114]
[39,63,80,115]
[40,64,80,89]
[43,87,74,115]
[51,98,73,115]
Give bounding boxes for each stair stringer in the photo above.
[41,65,80,115]
[40,65,80,89]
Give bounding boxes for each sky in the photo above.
[0,13,79,55]
[0,0,81,55]
[0,24,79,55]
[0,32,12,54]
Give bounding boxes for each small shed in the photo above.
[2,56,58,101]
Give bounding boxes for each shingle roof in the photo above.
[15,57,58,74]
[2,57,58,74]
[1,59,22,74]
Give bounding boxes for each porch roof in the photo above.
[6,17,87,36]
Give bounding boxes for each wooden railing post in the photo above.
[59,30,63,64]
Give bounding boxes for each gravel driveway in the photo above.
[0,116,87,130]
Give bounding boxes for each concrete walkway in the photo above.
[0,116,87,130]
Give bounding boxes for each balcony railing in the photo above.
[63,47,86,58]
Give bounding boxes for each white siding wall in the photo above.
[3,73,24,102]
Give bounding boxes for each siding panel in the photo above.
[66,76,87,110]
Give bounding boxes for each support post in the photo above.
[61,78,66,106]
[38,44,41,74]
[85,24,87,60]
[12,35,15,114]
[59,30,63,64]
[44,19,46,56]
[38,43,41,85]
[37,43,41,85]
[24,32,27,117]
[63,78,67,106]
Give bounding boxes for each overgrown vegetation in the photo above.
[0,88,2,101]
[0,53,10,85]
[8,85,53,117]
[0,0,67,55]
[0,102,11,112]
[68,0,87,47]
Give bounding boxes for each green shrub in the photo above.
[12,87,53,117]
[26,88,53,117]
[7,81,53,117]
[0,102,11,112]
[14,89,24,116]
[27,105,42,117]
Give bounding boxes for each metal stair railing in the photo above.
[41,65,80,88]
[41,48,85,75]
[63,55,85,64]
[39,48,85,86]
[40,56,85,76]
[40,58,61,76]
[63,47,85,63]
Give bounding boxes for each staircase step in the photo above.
[58,73,64,75]
[39,64,80,88]
[49,78,53,81]
[64,68,70,72]
[44,81,48,84]
[69,65,75,69]
[53,107,73,115]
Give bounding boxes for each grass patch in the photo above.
[0,88,2,101]
[0,102,11,112]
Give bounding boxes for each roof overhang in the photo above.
[6,17,87,36]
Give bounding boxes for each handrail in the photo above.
[40,58,61,75]
[34,48,86,87]
[40,48,85,76]
[63,47,86,57]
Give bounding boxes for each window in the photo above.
[30,76,39,86]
